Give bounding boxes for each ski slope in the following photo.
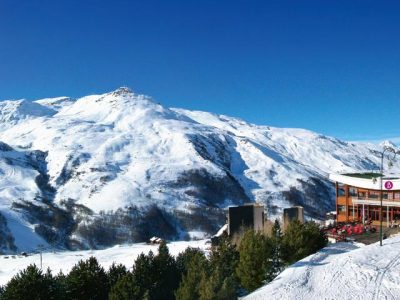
[245,235,400,300]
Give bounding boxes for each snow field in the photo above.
[0,240,209,286]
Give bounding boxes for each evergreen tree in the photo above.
[198,266,236,300]
[236,230,272,292]
[175,251,209,300]
[1,265,62,300]
[109,273,139,300]
[281,220,303,264]
[54,270,68,300]
[197,235,239,299]
[107,263,128,289]
[209,235,239,282]
[120,244,180,300]
[217,275,237,300]
[130,251,155,299]
[282,220,327,265]
[303,221,328,254]
[267,219,284,281]
[176,247,205,280]
[151,241,180,300]
[65,256,109,300]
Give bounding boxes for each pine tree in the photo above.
[198,268,218,300]
[176,247,205,280]
[217,275,237,300]
[119,244,180,300]
[281,220,327,265]
[151,241,180,300]
[109,273,139,300]
[1,265,62,300]
[107,263,128,289]
[281,220,304,264]
[236,230,272,292]
[303,221,328,254]
[197,235,239,299]
[198,266,237,300]
[130,251,155,298]
[54,270,68,300]
[267,219,284,281]
[209,235,239,282]
[175,251,209,300]
[65,256,109,300]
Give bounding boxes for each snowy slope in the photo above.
[245,236,400,300]
[0,239,209,286]
[0,99,55,129]
[0,87,397,252]
[0,142,50,252]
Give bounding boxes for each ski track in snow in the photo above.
[372,249,400,300]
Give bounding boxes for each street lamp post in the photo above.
[38,244,44,269]
[379,146,400,247]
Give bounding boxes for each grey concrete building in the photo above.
[228,203,265,237]
[283,206,304,231]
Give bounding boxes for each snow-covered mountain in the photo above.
[0,87,394,253]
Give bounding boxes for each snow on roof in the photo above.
[329,173,400,190]
[245,235,400,299]
[213,224,228,237]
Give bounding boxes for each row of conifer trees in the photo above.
[0,220,327,300]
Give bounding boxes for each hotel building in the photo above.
[329,173,400,226]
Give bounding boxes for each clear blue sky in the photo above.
[1,0,399,141]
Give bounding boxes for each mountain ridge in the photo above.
[0,88,396,253]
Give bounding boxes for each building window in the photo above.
[358,191,366,199]
[338,184,346,197]
[369,208,380,221]
[349,187,357,197]
[338,205,346,214]
[369,191,379,199]
[394,193,400,200]
[348,206,357,217]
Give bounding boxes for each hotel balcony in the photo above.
[351,197,400,207]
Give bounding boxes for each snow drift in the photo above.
[245,235,400,300]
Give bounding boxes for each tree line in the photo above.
[0,220,327,300]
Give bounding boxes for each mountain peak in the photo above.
[111,87,134,96]
[380,140,398,150]
[0,99,56,126]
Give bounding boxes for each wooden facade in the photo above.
[335,182,400,226]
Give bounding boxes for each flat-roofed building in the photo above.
[283,206,304,230]
[329,172,400,226]
[228,203,265,237]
